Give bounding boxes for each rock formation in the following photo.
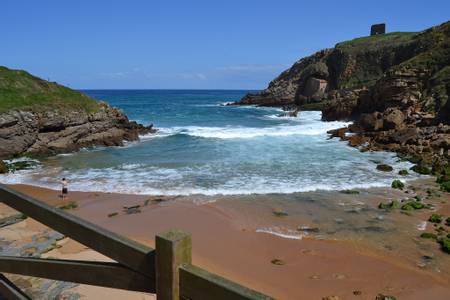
[234,20,450,166]
[0,66,155,159]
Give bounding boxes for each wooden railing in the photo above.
[0,184,275,300]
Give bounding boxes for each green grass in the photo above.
[58,201,78,210]
[336,32,417,51]
[0,66,100,113]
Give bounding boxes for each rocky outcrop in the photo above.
[0,102,154,159]
[0,66,156,159]
[234,28,423,107]
[235,20,450,166]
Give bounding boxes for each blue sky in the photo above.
[1,0,449,89]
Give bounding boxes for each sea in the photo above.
[0,90,420,195]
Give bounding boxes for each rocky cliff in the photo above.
[0,66,154,159]
[235,21,450,167]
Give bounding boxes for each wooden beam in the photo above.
[0,184,155,278]
[156,230,192,300]
[0,256,155,293]
[179,264,275,300]
[0,273,31,300]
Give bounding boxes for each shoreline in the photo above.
[2,180,450,299]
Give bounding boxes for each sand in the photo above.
[1,181,450,299]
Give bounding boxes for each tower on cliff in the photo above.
[370,23,386,36]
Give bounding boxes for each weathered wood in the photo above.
[0,273,31,300]
[0,185,155,278]
[0,256,155,293]
[156,230,192,300]
[179,264,275,300]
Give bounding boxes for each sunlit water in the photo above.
[0,90,420,195]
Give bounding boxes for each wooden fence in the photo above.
[0,184,275,300]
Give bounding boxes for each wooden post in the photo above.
[156,230,192,300]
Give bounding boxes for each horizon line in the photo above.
[78,88,261,91]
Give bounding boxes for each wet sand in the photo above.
[1,181,450,299]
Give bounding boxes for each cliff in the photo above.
[0,66,154,159]
[235,21,450,166]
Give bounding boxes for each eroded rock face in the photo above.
[0,102,155,159]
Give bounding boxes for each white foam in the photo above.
[163,121,349,140]
[417,221,427,231]
[256,227,303,240]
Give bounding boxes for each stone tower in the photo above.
[370,23,386,36]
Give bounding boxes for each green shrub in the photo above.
[446,217,450,226]
[438,238,450,254]
[391,180,405,190]
[58,201,78,210]
[411,164,431,175]
[440,181,450,192]
[429,214,443,223]
[398,169,409,176]
[401,201,428,210]
[420,232,438,240]
[340,189,360,194]
[378,200,401,210]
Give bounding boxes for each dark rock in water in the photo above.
[377,164,393,172]
[278,108,300,118]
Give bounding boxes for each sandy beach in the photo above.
[1,179,450,299]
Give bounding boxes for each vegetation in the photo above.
[340,189,360,195]
[429,214,443,223]
[0,66,100,113]
[336,32,417,51]
[58,201,78,210]
[391,180,405,190]
[439,238,450,254]
[378,200,401,210]
[398,169,409,176]
[401,201,430,211]
[420,232,438,240]
[411,164,432,175]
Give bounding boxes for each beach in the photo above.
[2,179,450,299]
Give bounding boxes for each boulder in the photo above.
[358,112,384,131]
[382,108,405,130]
[0,161,8,174]
[377,164,393,172]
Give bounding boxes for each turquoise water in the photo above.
[1,90,419,195]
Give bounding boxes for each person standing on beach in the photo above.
[61,178,68,200]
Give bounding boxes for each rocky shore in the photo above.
[0,66,155,163]
[234,21,450,169]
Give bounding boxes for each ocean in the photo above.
[0,90,419,195]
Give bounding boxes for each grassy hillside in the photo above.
[335,31,418,52]
[0,66,100,113]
